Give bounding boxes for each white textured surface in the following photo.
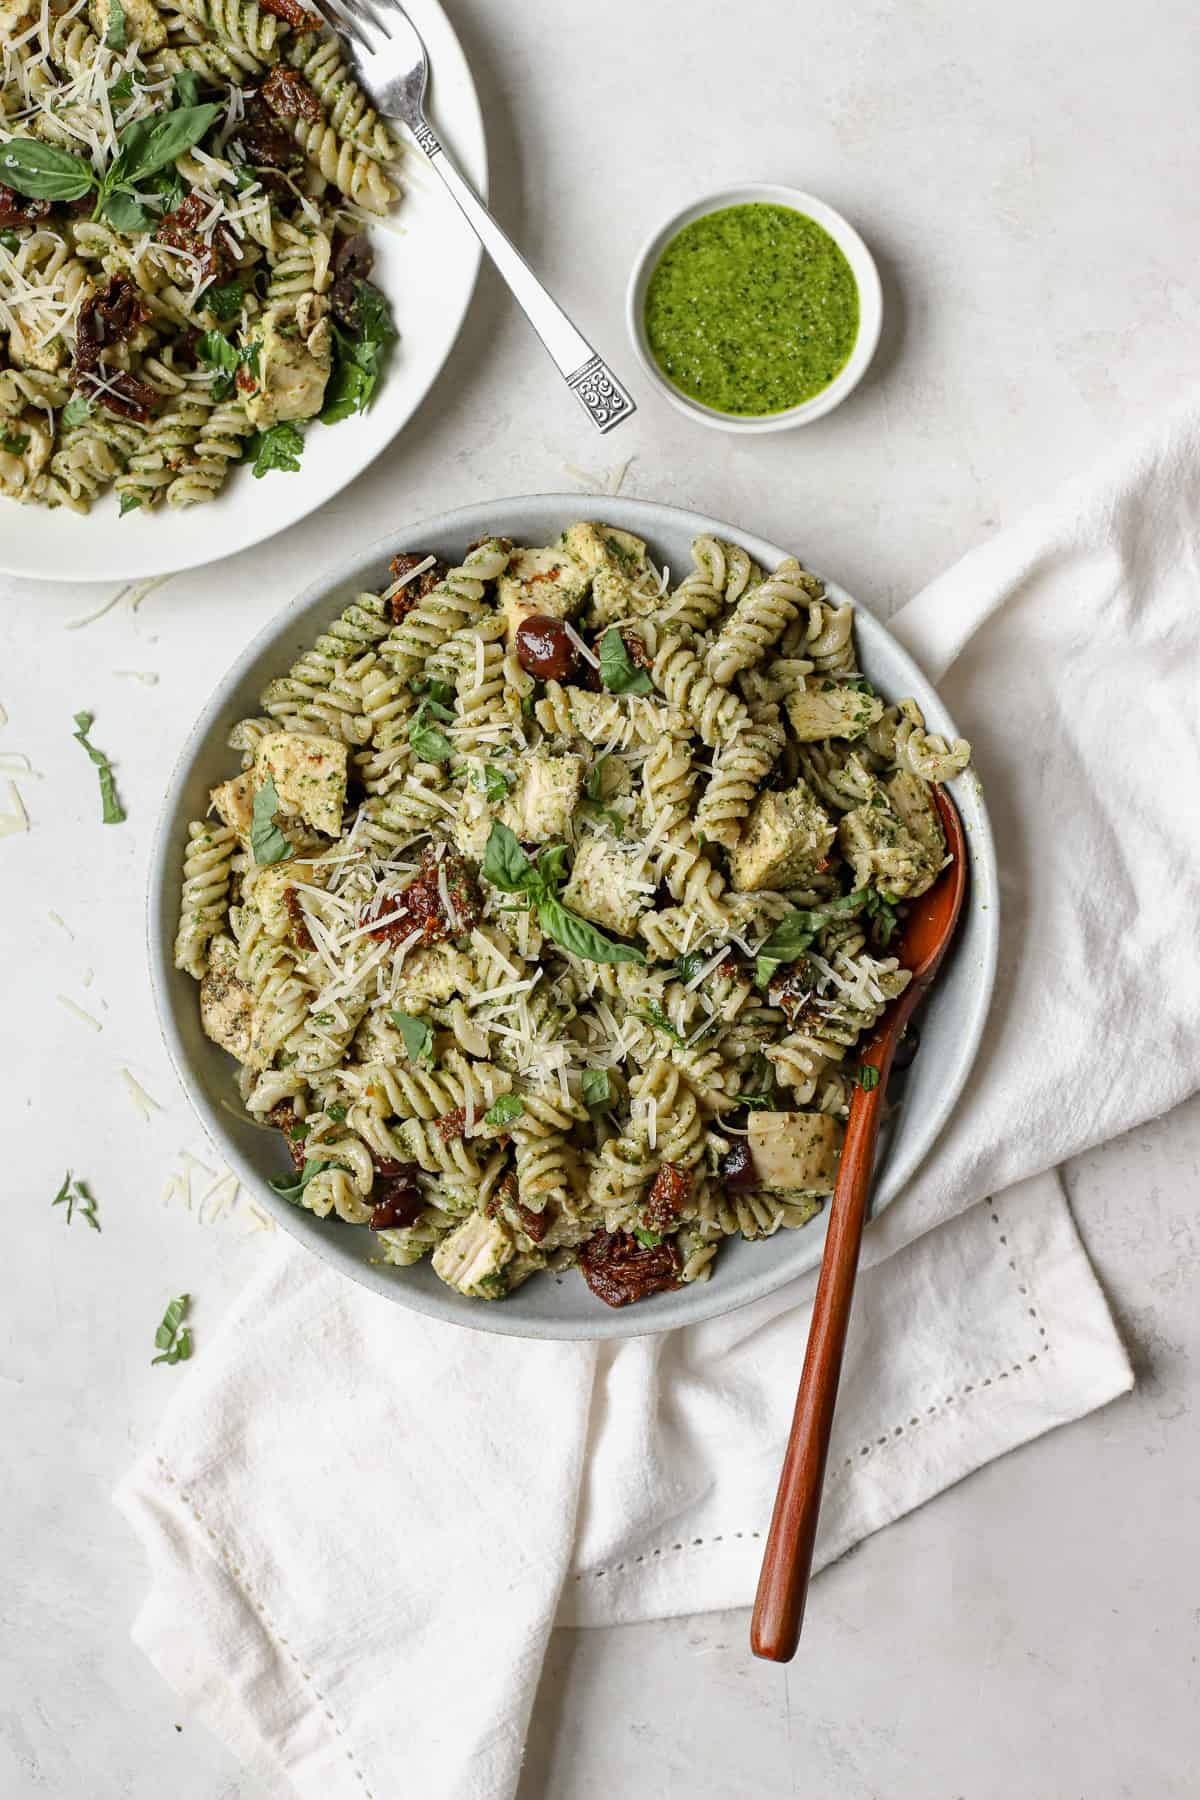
[3,0,1199,1791]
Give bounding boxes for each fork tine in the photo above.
[346,0,393,37]
[314,0,373,54]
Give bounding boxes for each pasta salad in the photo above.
[0,0,401,513]
[174,524,972,1306]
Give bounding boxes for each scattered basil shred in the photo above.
[72,710,126,824]
[250,774,291,865]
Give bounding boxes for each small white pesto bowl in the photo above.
[626,183,883,434]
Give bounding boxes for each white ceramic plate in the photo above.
[2,0,485,584]
[148,496,999,1340]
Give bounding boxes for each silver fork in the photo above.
[314,0,637,434]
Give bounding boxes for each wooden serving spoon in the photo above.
[750,786,968,1663]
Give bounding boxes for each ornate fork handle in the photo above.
[406,116,636,434]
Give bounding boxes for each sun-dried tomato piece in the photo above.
[260,62,322,122]
[579,1230,681,1308]
[237,92,299,170]
[264,1101,308,1170]
[75,275,149,371]
[769,964,820,1029]
[259,0,323,26]
[644,1161,691,1232]
[435,1105,467,1142]
[362,845,481,948]
[620,627,652,669]
[72,366,161,423]
[283,886,313,952]
[0,184,52,229]
[387,550,448,621]
[485,1171,548,1243]
[156,191,227,285]
[369,1162,425,1231]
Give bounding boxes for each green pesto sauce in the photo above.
[644,203,859,416]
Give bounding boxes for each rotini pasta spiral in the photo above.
[174,820,236,978]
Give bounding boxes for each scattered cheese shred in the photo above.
[57,994,102,1031]
[121,1067,163,1119]
[0,781,29,837]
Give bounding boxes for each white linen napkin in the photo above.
[117,392,1200,1800]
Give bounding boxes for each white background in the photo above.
[3,0,1200,1793]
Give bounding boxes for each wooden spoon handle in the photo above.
[750,1077,886,1662]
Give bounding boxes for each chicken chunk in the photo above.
[253,730,347,837]
[729,782,836,892]
[209,771,257,840]
[199,936,255,1064]
[561,835,650,939]
[785,683,884,742]
[432,1211,515,1298]
[749,1112,843,1193]
[497,545,589,648]
[559,521,656,625]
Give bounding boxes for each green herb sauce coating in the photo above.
[644,203,860,416]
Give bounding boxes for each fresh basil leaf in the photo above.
[585,753,609,802]
[672,951,704,984]
[105,0,126,49]
[101,187,152,232]
[196,329,239,373]
[327,1103,347,1123]
[118,492,142,516]
[853,1064,881,1091]
[535,843,568,890]
[598,627,652,695]
[108,71,135,106]
[268,1158,336,1202]
[60,394,94,430]
[172,69,201,108]
[110,102,220,188]
[319,280,396,424]
[483,1093,524,1127]
[318,344,371,426]
[409,699,453,765]
[410,675,455,707]
[0,431,29,455]
[390,1009,434,1068]
[72,709,125,824]
[753,890,868,987]
[0,138,95,202]
[481,763,512,803]
[864,886,900,948]
[581,1068,610,1108]
[205,277,244,322]
[145,164,184,210]
[247,420,304,478]
[0,229,20,252]
[250,774,291,865]
[536,893,645,965]
[633,1227,662,1248]
[481,820,534,894]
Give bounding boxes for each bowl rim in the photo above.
[625,182,883,434]
[148,493,999,1341]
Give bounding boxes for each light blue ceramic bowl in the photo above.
[148,496,999,1340]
